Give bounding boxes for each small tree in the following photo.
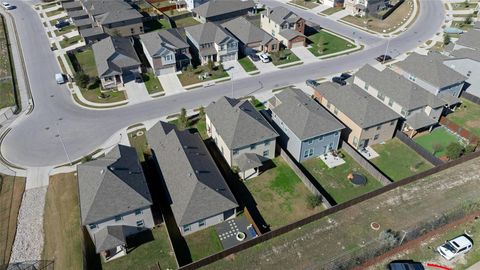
[206,60,214,72]
[378,229,400,248]
[74,72,90,88]
[443,35,451,46]
[432,143,443,156]
[306,194,322,209]
[186,64,194,73]
[198,106,205,120]
[465,15,473,25]
[445,142,464,160]
[178,108,188,130]
[465,144,476,154]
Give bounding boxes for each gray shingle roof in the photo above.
[405,112,437,130]
[263,6,301,25]
[355,64,446,110]
[455,29,480,50]
[185,22,234,44]
[449,48,480,62]
[79,26,105,38]
[474,21,480,29]
[192,0,254,18]
[73,18,93,27]
[67,9,88,18]
[62,1,82,9]
[269,88,344,140]
[206,96,278,149]
[82,0,143,23]
[140,28,189,58]
[395,52,467,88]
[235,153,265,171]
[92,37,141,77]
[279,29,305,40]
[78,145,152,225]
[94,225,127,253]
[221,17,274,45]
[147,122,238,226]
[316,82,400,128]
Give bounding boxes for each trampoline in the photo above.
[348,173,367,186]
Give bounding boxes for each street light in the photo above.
[55,121,72,166]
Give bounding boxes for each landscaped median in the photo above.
[0,17,17,110]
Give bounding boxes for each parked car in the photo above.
[2,2,14,10]
[259,53,270,63]
[388,260,424,270]
[340,73,351,80]
[55,20,70,29]
[55,73,66,84]
[437,235,473,260]
[305,79,320,88]
[376,54,392,62]
[332,76,347,86]
[249,54,260,62]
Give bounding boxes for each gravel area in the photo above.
[9,186,47,263]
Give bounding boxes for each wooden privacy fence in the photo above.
[395,132,444,166]
[462,92,480,105]
[439,116,479,146]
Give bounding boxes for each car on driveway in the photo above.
[388,260,424,270]
[332,76,346,86]
[376,55,392,62]
[437,235,473,260]
[55,20,70,29]
[305,79,320,88]
[259,53,270,63]
[249,54,260,62]
[2,2,14,9]
[340,73,351,80]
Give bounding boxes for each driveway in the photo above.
[251,58,277,73]
[123,80,151,104]
[327,9,349,20]
[157,73,185,96]
[291,46,317,64]
[223,60,249,79]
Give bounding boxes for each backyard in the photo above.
[42,173,83,270]
[128,128,150,162]
[302,151,383,204]
[0,18,16,110]
[0,175,25,265]
[245,157,325,229]
[238,57,258,73]
[307,31,355,57]
[414,127,462,158]
[173,17,201,28]
[144,18,171,32]
[271,49,300,66]
[102,225,177,270]
[142,72,163,95]
[177,65,229,86]
[446,98,480,137]
[185,226,223,262]
[370,138,434,181]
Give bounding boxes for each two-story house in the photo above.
[314,82,400,150]
[344,0,389,16]
[140,28,191,75]
[260,6,306,48]
[185,22,238,65]
[182,0,208,11]
[392,53,467,101]
[354,65,447,137]
[147,122,238,235]
[205,97,279,180]
[267,88,345,162]
[78,145,154,262]
[321,0,344,8]
[92,36,141,89]
[192,0,254,23]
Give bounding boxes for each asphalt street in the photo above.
[0,0,445,167]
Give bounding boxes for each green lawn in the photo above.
[142,72,163,95]
[74,49,96,77]
[0,80,15,109]
[289,0,319,9]
[446,98,480,138]
[45,7,64,17]
[144,18,171,32]
[49,16,68,26]
[185,226,222,262]
[103,225,177,270]
[271,49,300,66]
[371,138,434,181]
[177,65,229,86]
[80,87,126,104]
[41,2,59,9]
[250,98,265,110]
[54,24,76,36]
[451,2,478,10]
[173,17,201,28]
[170,115,208,140]
[321,7,344,15]
[302,151,383,204]
[127,128,150,162]
[414,127,461,158]
[245,157,325,229]
[59,35,82,49]
[308,31,355,57]
[238,57,258,73]
[0,19,16,110]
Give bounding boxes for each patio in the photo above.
[319,152,345,168]
[358,146,380,160]
[215,216,257,249]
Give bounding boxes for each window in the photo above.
[303,150,309,158]
[135,209,142,216]
[89,224,97,229]
[319,135,324,141]
[309,149,314,156]
[327,102,331,109]
[376,125,381,130]
[409,75,416,82]
[183,225,191,232]
[250,144,256,150]
[264,140,270,146]
[271,44,276,50]
[114,215,122,222]
[263,150,269,157]
[130,28,134,34]
[377,92,385,101]
[136,220,144,227]
[199,219,206,227]
[304,149,314,158]
[233,149,239,155]
[374,134,379,140]
[140,26,143,32]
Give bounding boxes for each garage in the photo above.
[220,53,237,62]
[157,66,176,76]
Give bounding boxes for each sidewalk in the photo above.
[468,261,480,270]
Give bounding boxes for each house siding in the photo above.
[180,209,236,235]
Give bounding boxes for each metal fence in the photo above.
[177,150,480,270]
[395,132,443,166]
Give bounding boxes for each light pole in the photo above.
[55,121,72,166]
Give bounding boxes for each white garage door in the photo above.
[157,66,176,76]
[290,40,304,48]
[220,53,236,62]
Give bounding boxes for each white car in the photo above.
[259,53,270,63]
[437,235,473,260]
[2,2,13,9]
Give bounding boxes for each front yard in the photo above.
[59,35,82,49]
[177,65,229,86]
[238,57,258,73]
[307,31,355,57]
[142,72,163,95]
[320,7,344,15]
[45,7,64,17]
[128,128,150,162]
[446,98,480,138]
[302,151,383,204]
[271,49,300,66]
[170,114,208,140]
[414,127,462,158]
[370,138,434,181]
[185,226,223,262]
[245,157,325,229]
[54,24,77,36]
[42,173,83,270]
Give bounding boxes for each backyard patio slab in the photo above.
[359,146,380,160]
[215,216,255,249]
[319,152,345,168]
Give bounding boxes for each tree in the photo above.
[198,106,205,120]
[306,194,322,209]
[443,35,451,46]
[378,229,400,248]
[465,144,476,154]
[432,143,443,156]
[445,142,464,160]
[74,72,90,88]
[465,15,473,25]
[206,60,214,72]
[178,108,188,130]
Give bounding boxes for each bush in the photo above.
[378,229,400,248]
[465,144,476,154]
[443,35,451,46]
[177,108,188,130]
[446,142,464,160]
[306,194,322,209]
[74,72,90,88]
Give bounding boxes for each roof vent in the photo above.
[109,166,115,170]
[195,170,199,174]
[188,172,192,177]
[183,145,188,149]
[100,169,105,174]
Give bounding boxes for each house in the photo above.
[92,37,141,89]
[344,0,389,16]
[393,52,467,99]
[260,6,306,48]
[205,97,279,180]
[321,0,344,8]
[221,17,280,55]
[77,145,154,262]
[354,65,447,137]
[444,48,480,97]
[185,22,238,64]
[181,0,208,11]
[140,28,191,75]
[147,122,238,235]
[192,0,255,23]
[314,82,400,149]
[449,28,480,52]
[267,88,345,162]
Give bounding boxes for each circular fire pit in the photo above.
[236,232,246,241]
[348,173,367,186]
[371,222,380,231]
[136,130,144,137]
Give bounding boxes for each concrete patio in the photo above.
[319,152,346,168]
[359,146,380,160]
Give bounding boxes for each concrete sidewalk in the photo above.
[467,261,480,270]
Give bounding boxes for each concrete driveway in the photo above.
[291,46,317,64]
[157,73,185,96]
[223,60,249,79]
[123,80,151,104]
[252,58,277,73]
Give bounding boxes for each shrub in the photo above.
[178,108,188,130]
[378,229,400,248]
[306,194,322,209]
[445,142,464,160]
[443,35,451,46]
[465,144,476,154]
[74,72,90,88]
